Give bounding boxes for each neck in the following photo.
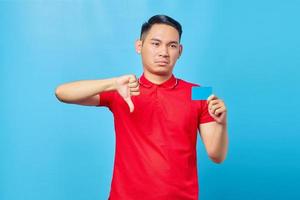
[143,71,173,85]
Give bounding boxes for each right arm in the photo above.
[55,78,117,106]
[54,75,140,109]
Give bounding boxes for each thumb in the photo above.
[124,96,134,113]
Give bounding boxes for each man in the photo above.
[55,15,228,200]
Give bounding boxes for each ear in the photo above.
[178,44,183,58]
[135,40,142,54]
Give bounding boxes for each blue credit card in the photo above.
[192,86,213,100]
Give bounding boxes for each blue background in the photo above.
[1,0,299,199]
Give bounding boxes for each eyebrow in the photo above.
[150,38,179,45]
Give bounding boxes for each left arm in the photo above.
[199,95,228,163]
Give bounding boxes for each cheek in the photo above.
[170,52,180,61]
[147,48,157,55]
[142,53,153,65]
[143,49,156,60]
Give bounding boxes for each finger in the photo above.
[128,81,139,88]
[130,86,140,92]
[131,91,140,96]
[124,97,134,113]
[210,103,222,111]
[207,94,217,104]
[208,99,219,106]
[208,99,220,110]
[210,104,222,116]
[215,107,226,115]
[128,75,137,83]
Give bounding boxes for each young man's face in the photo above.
[136,24,183,77]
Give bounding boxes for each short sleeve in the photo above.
[96,91,116,109]
[198,100,216,124]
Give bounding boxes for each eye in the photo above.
[170,44,178,48]
[152,42,159,46]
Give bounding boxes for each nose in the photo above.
[159,45,169,57]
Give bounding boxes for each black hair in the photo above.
[140,15,182,41]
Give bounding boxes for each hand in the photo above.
[207,94,227,124]
[115,74,140,112]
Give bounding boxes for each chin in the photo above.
[151,68,172,76]
[144,64,174,76]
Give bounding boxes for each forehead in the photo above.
[144,24,180,42]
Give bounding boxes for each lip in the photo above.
[155,60,169,65]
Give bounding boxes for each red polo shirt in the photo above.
[98,74,215,200]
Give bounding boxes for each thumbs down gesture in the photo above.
[115,74,140,112]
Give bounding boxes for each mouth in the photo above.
[155,60,169,66]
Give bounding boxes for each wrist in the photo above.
[110,77,121,91]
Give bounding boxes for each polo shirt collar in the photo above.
[139,73,178,89]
